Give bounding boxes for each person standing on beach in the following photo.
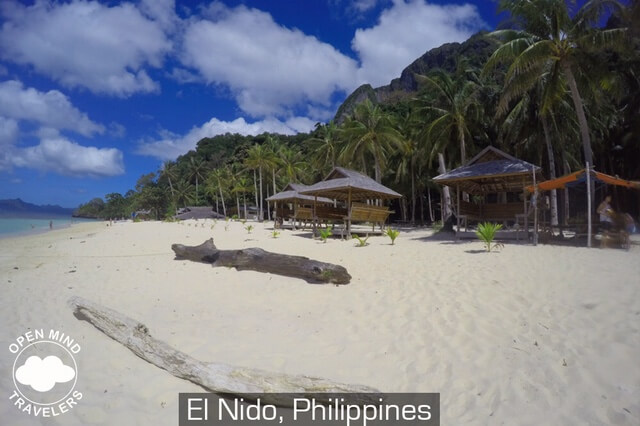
[596,195,614,231]
[49,220,53,230]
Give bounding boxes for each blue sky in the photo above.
[0,0,503,208]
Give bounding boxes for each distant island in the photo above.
[0,198,75,218]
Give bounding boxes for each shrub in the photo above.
[245,225,254,234]
[476,222,504,252]
[352,234,370,247]
[319,228,332,243]
[385,228,400,245]
[271,230,280,238]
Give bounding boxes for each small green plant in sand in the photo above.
[318,228,332,243]
[240,219,247,225]
[476,222,504,252]
[271,230,280,238]
[385,228,400,245]
[245,224,254,234]
[432,220,443,232]
[232,214,239,221]
[352,234,370,247]
[133,216,142,223]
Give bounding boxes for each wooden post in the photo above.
[293,203,298,231]
[586,162,592,248]
[313,195,318,237]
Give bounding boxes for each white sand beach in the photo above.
[1,220,639,425]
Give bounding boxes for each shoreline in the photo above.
[1,219,638,425]
[0,217,103,240]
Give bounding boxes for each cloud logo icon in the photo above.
[15,355,75,392]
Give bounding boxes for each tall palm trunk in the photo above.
[563,61,595,205]
[542,116,559,226]
[561,147,571,226]
[373,154,382,183]
[243,193,247,219]
[410,160,416,224]
[195,176,199,205]
[218,184,226,217]
[266,185,271,221]
[458,125,466,164]
[562,62,593,169]
[253,169,258,219]
[236,194,240,220]
[272,170,277,197]
[258,167,263,221]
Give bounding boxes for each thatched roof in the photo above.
[265,183,334,204]
[433,146,541,194]
[299,167,402,200]
[175,207,224,220]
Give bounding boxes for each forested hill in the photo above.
[334,32,500,123]
[0,199,74,218]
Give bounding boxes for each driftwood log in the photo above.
[171,238,351,284]
[68,297,378,406]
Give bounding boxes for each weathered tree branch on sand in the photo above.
[171,238,351,285]
[68,296,379,406]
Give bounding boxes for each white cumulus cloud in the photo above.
[353,0,486,86]
[181,4,359,118]
[137,116,317,161]
[0,80,104,136]
[15,355,75,393]
[12,137,125,177]
[0,0,172,96]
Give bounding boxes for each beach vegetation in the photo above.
[318,228,332,243]
[272,230,280,238]
[245,225,254,234]
[352,234,370,247]
[476,222,504,252]
[385,228,400,245]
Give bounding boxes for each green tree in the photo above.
[244,144,272,221]
[486,0,627,170]
[187,157,207,205]
[305,121,341,173]
[340,99,403,183]
[415,69,483,165]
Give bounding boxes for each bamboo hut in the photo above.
[433,146,541,240]
[299,167,401,234]
[265,183,333,229]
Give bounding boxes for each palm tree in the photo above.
[394,113,423,224]
[279,147,308,184]
[173,179,194,208]
[305,121,341,173]
[414,69,483,165]
[232,175,253,219]
[486,0,627,170]
[207,167,230,217]
[187,157,207,205]
[160,161,177,199]
[244,144,272,221]
[339,100,403,183]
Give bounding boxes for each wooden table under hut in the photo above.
[433,146,542,240]
[265,183,334,230]
[298,167,402,237]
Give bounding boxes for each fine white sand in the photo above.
[1,219,639,425]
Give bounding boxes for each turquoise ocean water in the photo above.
[0,217,98,238]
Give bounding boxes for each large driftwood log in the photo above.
[171,238,351,284]
[69,297,379,406]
